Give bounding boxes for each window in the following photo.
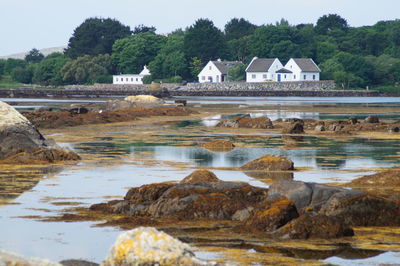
[263,74,267,79]
[209,66,212,70]
[290,65,292,69]
[313,75,316,80]
[252,74,256,79]
[303,75,306,80]
[136,78,138,81]
[216,75,219,82]
[126,78,128,81]
[284,74,287,78]
[131,78,133,81]
[116,78,118,81]
[202,76,205,80]
[294,75,296,79]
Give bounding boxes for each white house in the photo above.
[113,65,151,85]
[283,58,321,81]
[198,60,241,83]
[245,57,283,82]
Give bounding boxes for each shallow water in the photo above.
[1,96,400,264]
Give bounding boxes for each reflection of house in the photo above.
[113,65,151,85]
[198,59,241,83]
[246,58,321,82]
[245,57,283,82]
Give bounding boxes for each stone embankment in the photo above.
[0,80,388,97]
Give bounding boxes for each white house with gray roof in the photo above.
[198,59,241,83]
[283,58,321,81]
[113,65,151,85]
[245,57,283,82]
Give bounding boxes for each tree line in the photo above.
[1,15,400,89]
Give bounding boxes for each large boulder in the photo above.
[272,213,354,239]
[102,227,212,266]
[241,155,294,171]
[267,179,359,212]
[180,169,220,184]
[243,198,299,232]
[364,115,379,123]
[91,170,269,220]
[124,95,164,104]
[0,101,80,163]
[319,192,400,226]
[282,122,304,134]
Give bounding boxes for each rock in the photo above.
[267,179,355,212]
[272,213,354,239]
[232,206,254,221]
[102,227,211,266]
[91,171,269,221]
[348,117,358,124]
[389,127,400,133]
[105,100,135,111]
[241,155,294,171]
[180,170,220,184]
[0,101,80,163]
[217,116,273,129]
[282,118,304,125]
[282,122,304,134]
[0,249,61,266]
[35,106,54,112]
[364,115,379,123]
[202,140,235,152]
[243,198,299,232]
[69,107,88,114]
[124,95,164,104]
[315,125,325,132]
[175,99,187,106]
[319,193,400,226]
[60,260,98,266]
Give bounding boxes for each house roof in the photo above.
[292,58,320,72]
[246,58,276,72]
[211,60,242,75]
[276,68,293,73]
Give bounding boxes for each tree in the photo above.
[319,58,345,80]
[25,48,44,63]
[315,41,338,63]
[227,36,252,62]
[65,17,131,58]
[0,59,6,77]
[184,19,227,63]
[32,53,69,85]
[4,59,27,74]
[189,57,203,79]
[224,18,257,41]
[112,32,166,74]
[149,34,188,79]
[333,71,363,89]
[227,63,246,81]
[270,40,300,63]
[133,24,156,34]
[315,14,349,35]
[11,66,34,83]
[61,54,113,84]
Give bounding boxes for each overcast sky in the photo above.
[1,0,399,56]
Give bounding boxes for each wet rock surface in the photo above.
[241,155,294,171]
[0,101,80,163]
[282,122,304,134]
[0,249,61,266]
[202,140,235,152]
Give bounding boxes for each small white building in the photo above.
[113,65,151,85]
[283,58,321,81]
[245,57,283,82]
[198,60,241,83]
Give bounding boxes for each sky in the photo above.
[1,0,399,56]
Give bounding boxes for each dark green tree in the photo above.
[227,36,252,62]
[0,59,5,77]
[11,66,34,83]
[224,18,257,41]
[32,53,69,85]
[184,19,227,63]
[24,48,44,63]
[4,59,27,74]
[65,17,131,58]
[315,14,348,35]
[270,40,300,63]
[133,24,156,34]
[227,63,246,81]
[112,31,166,74]
[189,57,203,78]
[315,41,338,63]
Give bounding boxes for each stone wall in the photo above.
[64,83,179,91]
[181,80,336,91]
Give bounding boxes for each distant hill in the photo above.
[0,46,67,59]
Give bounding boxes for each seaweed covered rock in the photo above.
[319,192,400,226]
[217,116,273,129]
[282,122,304,134]
[272,213,354,239]
[243,198,299,232]
[102,227,211,266]
[180,169,220,184]
[202,140,235,152]
[0,250,61,266]
[364,115,379,123]
[241,155,294,171]
[0,101,80,163]
[91,170,269,220]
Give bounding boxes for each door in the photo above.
[277,74,281,82]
